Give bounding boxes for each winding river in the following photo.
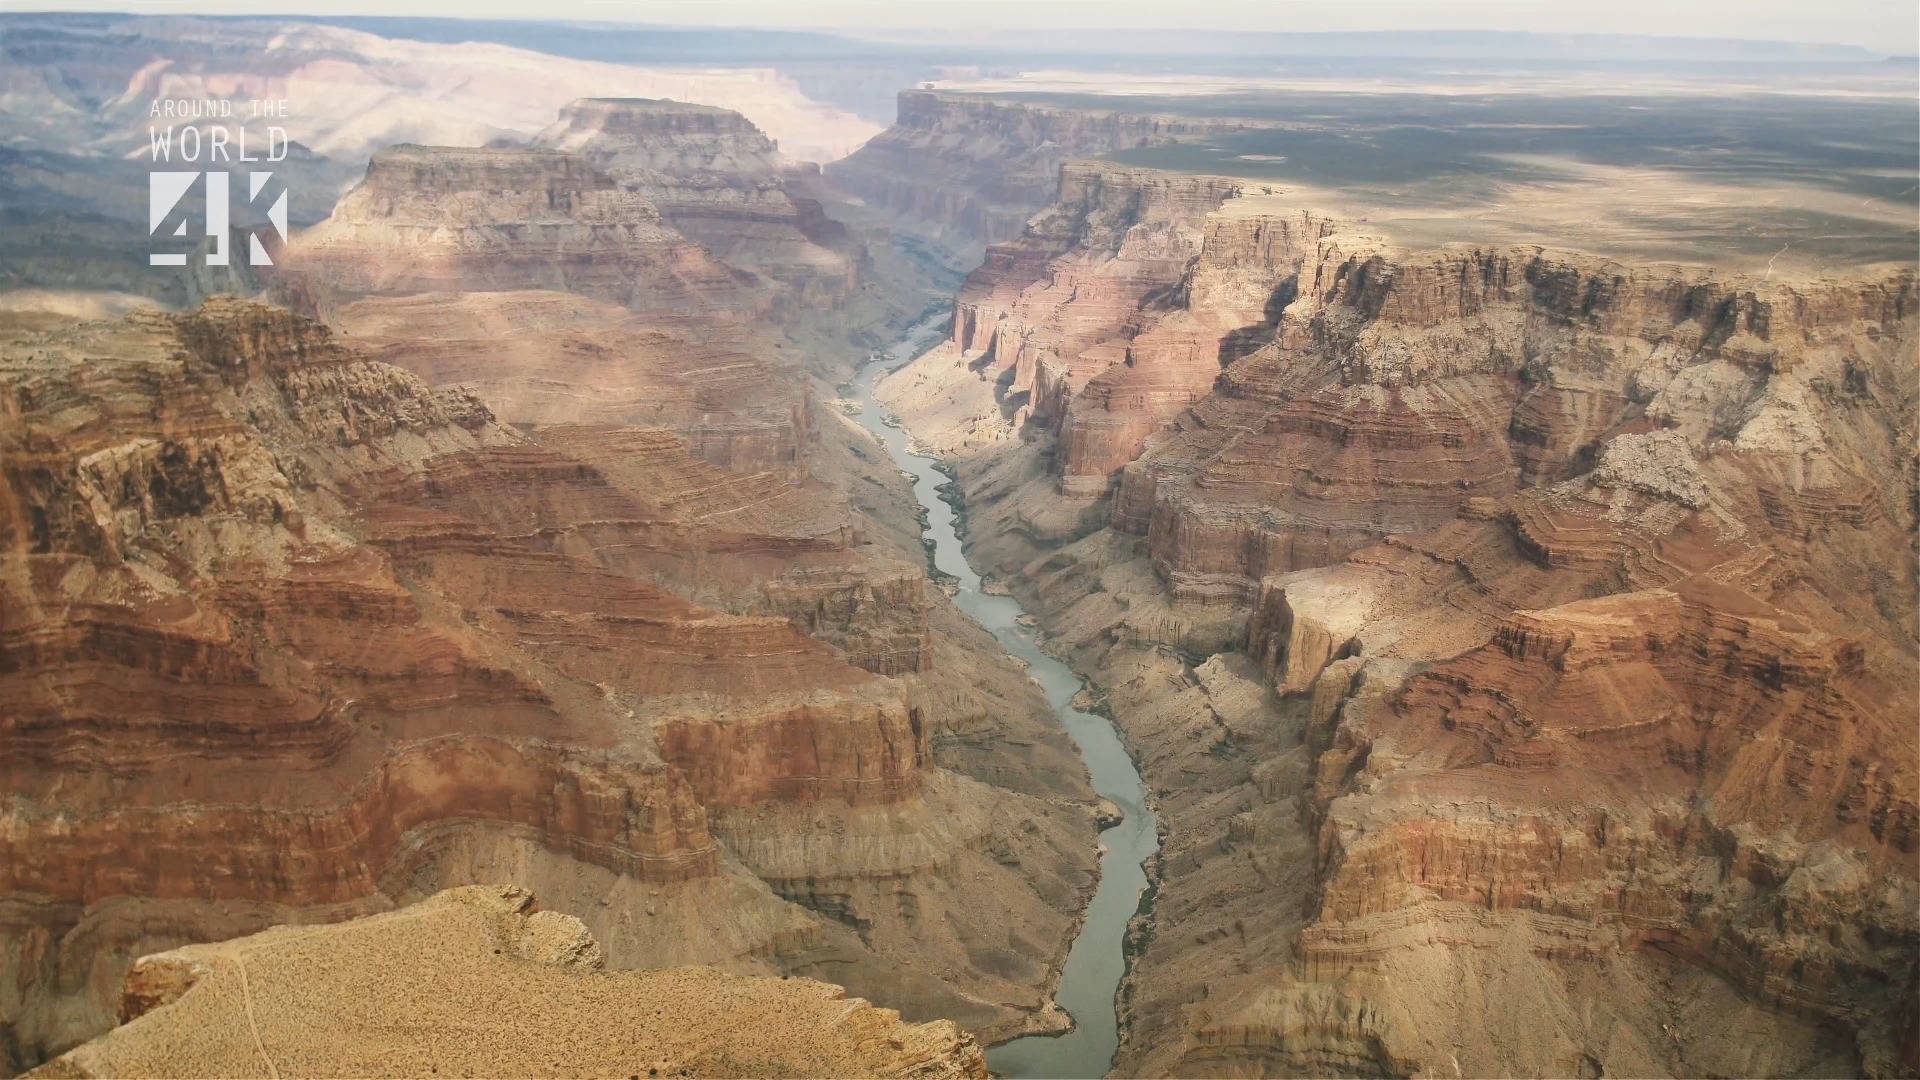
[854,323,1160,1080]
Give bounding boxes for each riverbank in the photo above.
[853,332,1162,1080]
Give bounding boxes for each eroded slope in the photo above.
[880,161,1918,1077]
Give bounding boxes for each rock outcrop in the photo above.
[284,145,759,317]
[879,160,1918,1077]
[537,98,862,307]
[27,886,988,1079]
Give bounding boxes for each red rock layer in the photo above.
[2,737,718,904]
[941,163,1265,500]
[656,699,924,809]
[1058,208,1340,493]
[0,301,962,1066]
[898,164,1918,1074]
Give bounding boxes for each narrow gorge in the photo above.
[854,322,1158,1080]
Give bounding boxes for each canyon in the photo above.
[0,94,1101,1074]
[875,124,1917,1075]
[1,13,1916,1078]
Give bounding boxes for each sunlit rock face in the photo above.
[877,157,1918,1077]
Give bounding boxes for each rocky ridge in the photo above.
[878,159,1919,1077]
[27,886,987,1079]
[827,90,1260,261]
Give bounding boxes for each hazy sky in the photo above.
[15,0,1919,52]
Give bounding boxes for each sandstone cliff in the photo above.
[880,160,1919,1077]
[27,886,987,1079]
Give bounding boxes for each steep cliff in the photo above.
[880,161,1919,1077]
[285,109,923,485]
[537,98,862,306]
[0,300,1096,1071]
[283,145,759,316]
[827,91,1257,258]
[28,886,988,1079]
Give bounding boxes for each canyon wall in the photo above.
[827,90,1258,259]
[0,285,1092,1068]
[537,97,863,307]
[879,159,1919,1077]
[285,144,760,317]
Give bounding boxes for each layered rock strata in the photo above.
[283,125,957,691]
[28,886,987,1079]
[283,145,758,316]
[0,300,1095,1071]
[828,90,1259,257]
[879,160,1919,1077]
[324,291,812,473]
[537,97,862,307]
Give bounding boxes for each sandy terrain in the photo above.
[32,887,986,1079]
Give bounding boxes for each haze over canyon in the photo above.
[0,9,1914,1079]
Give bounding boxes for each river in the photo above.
[852,322,1160,1080]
